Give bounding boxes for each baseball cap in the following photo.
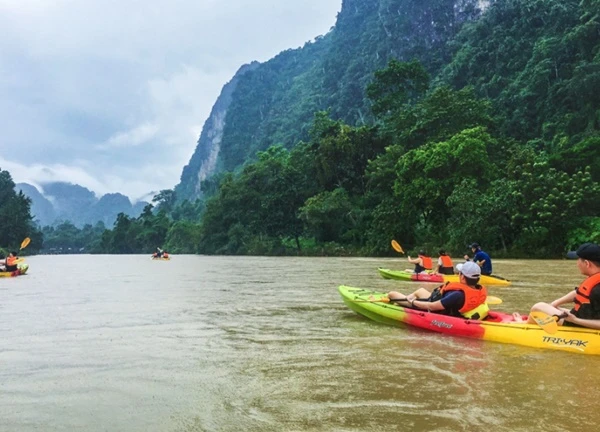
[469,243,480,249]
[575,243,600,262]
[456,261,481,279]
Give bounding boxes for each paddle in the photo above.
[391,240,404,254]
[529,311,560,334]
[486,296,502,305]
[20,237,31,251]
[352,295,503,305]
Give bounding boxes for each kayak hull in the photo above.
[378,268,511,286]
[152,257,171,260]
[0,263,29,278]
[339,285,600,355]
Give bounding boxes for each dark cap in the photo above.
[469,243,480,249]
[576,243,600,262]
[438,249,446,255]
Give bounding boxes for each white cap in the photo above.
[456,261,481,279]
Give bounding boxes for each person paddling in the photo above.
[464,243,492,275]
[2,251,19,272]
[436,249,455,275]
[407,250,433,274]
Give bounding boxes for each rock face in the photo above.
[175,62,260,201]
[16,182,148,228]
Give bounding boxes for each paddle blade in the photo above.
[20,237,31,250]
[530,311,559,334]
[486,296,502,305]
[391,240,404,254]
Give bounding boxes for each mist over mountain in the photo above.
[16,182,148,228]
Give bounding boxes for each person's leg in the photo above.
[387,291,408,301]
[409,288,433,300]
[528,302,567,324]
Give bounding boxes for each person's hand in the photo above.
[560,309,575,323]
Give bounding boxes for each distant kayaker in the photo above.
[387,261,489,320]
[407,250,433,274]
[514,243,600,329]
[436,249,455,275]
[463,243,492,275]
[155,247,164,258]
[1,251,19,272]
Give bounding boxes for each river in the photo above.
[0,255,597,431]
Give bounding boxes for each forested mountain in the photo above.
[177,0,487,200]
[167,0,599,257]
[16,182,148,228]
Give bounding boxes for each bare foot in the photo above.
[512,312,525,323]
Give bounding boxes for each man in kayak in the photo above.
[464,243,492,275]
[514,243,600,329]
[436,249,455,275]
[407,250,433,273]
[387,261,489,320]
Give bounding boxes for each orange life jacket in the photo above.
[419,255,433,270]
[440,255,453,268]
[6,256,17,266]
[573,272,600,312]
[441,282,488,314]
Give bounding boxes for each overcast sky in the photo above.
[0,0,341,201]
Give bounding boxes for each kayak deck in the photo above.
[339,285,600,355]
[378,268,511,286]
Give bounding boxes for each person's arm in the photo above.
[563,312,600,329]
[410,298,445,312]
[550,290,577,308]
[407,256,420,264]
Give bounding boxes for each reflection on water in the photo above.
[0,255,596,431]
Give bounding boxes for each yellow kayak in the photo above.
[378,268,512,286]
[0,263,29,278]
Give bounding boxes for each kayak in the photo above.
[151,257,171,260]
[339,285,600,355]
[0,263,29,278]
[378,268,511,286]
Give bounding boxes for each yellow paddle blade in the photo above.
[530,311,559,334]
[391,240,404,254]
[486,296,502,305]
[20,237,31,250]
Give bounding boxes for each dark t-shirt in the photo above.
[573,284,600,320]
[425,290,465,316]
[473,251,492,275]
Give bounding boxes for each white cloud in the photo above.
[0,0,341,198]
